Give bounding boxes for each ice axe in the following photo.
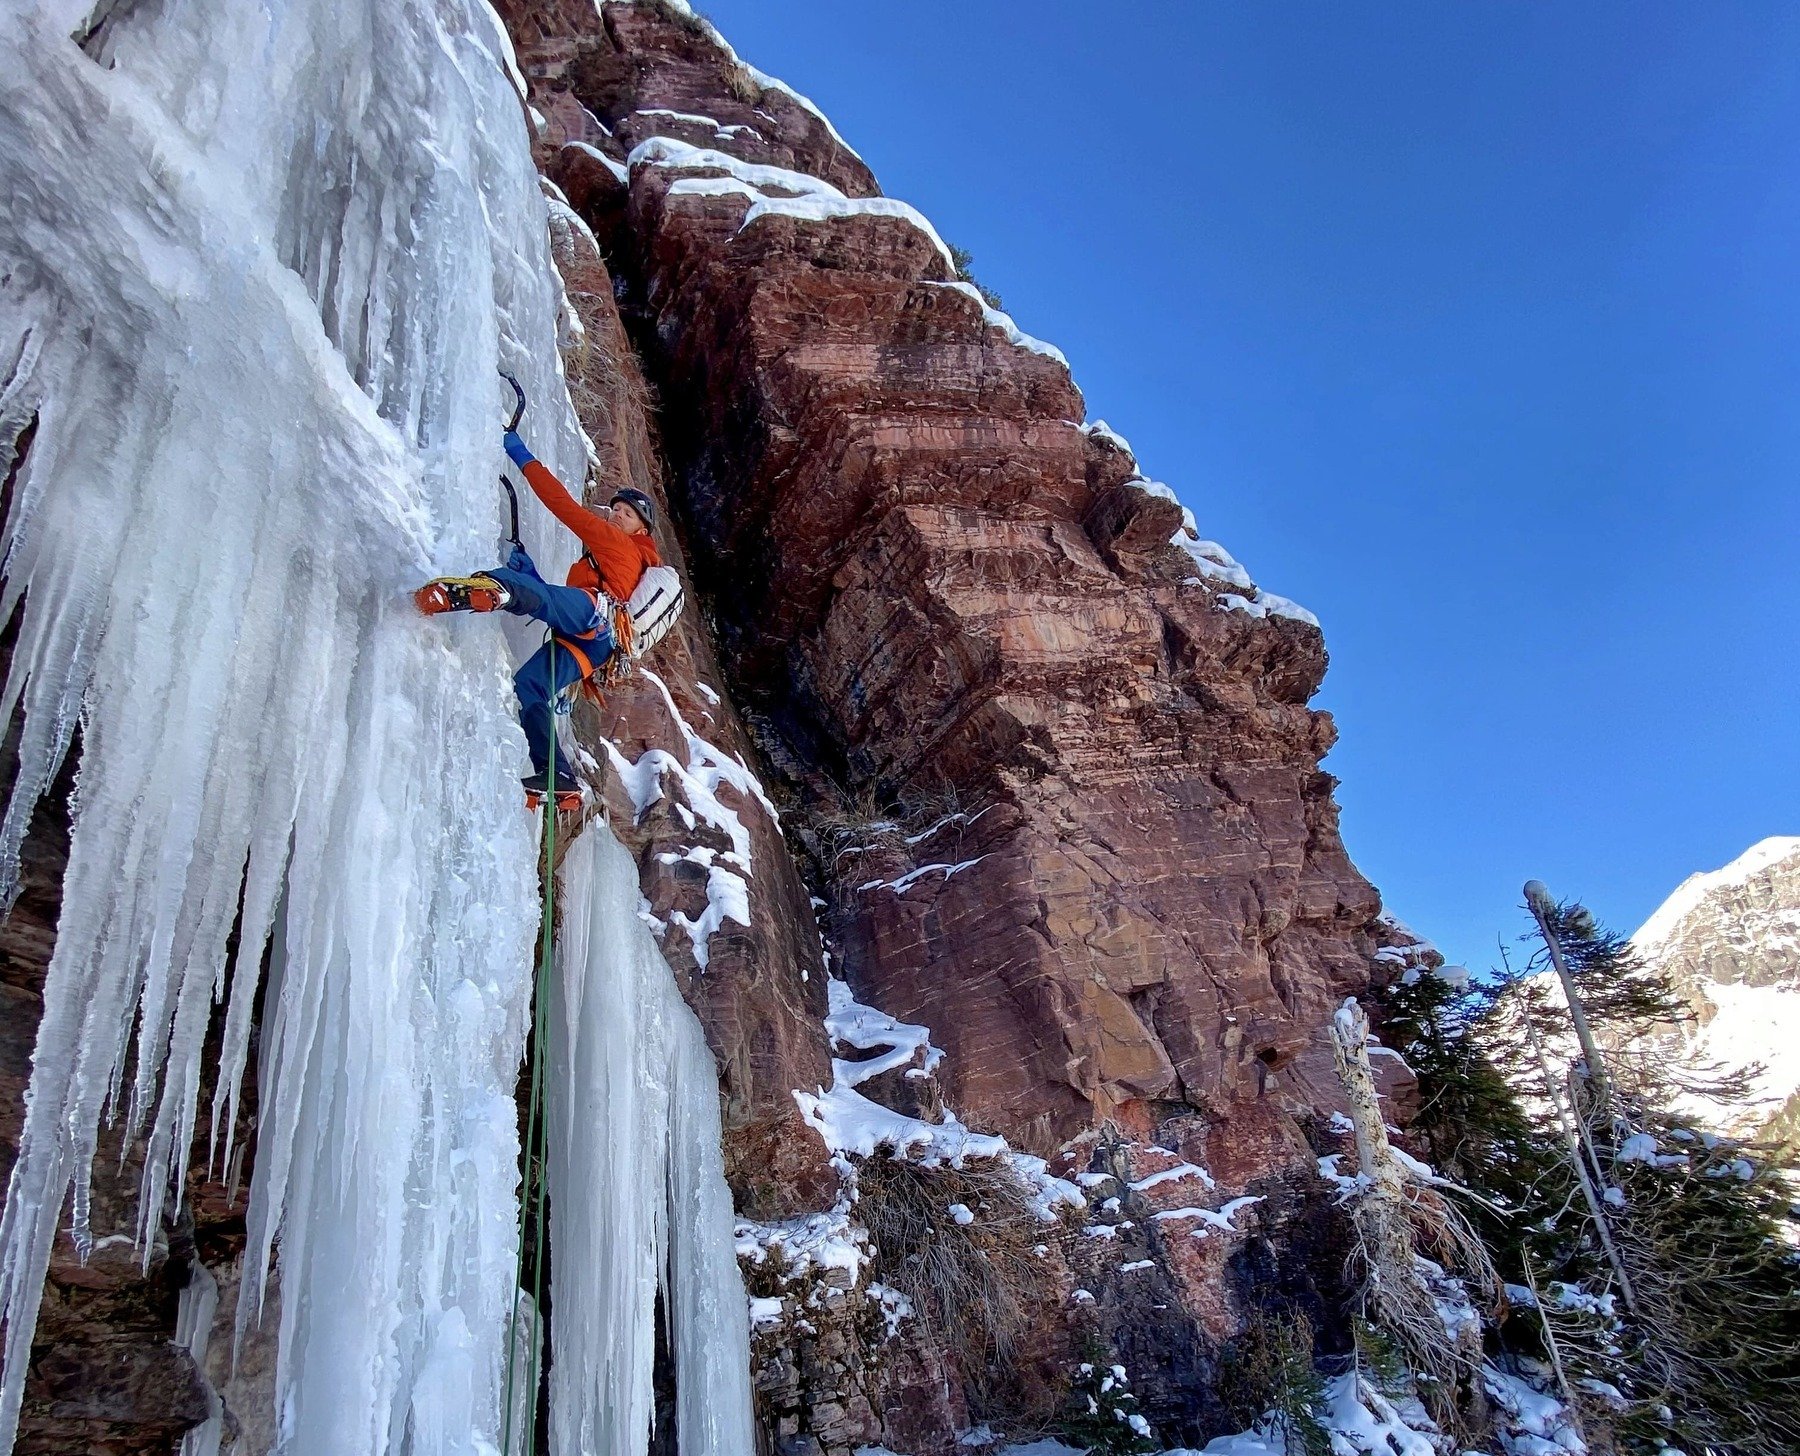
[498,368,526,551]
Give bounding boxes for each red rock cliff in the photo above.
[495,1,1415,1448]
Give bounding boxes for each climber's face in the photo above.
[610,501,649,536]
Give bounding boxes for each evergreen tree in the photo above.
[1057,1345,1158,1456]
[1372,891,1800,1454]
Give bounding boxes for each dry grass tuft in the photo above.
[857,1155,1054,1388]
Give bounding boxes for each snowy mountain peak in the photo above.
[1632,836,1800,969]
[1631,837,1800,1134]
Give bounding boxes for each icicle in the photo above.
[175,1262,223,1456]
[547,827,754,1456]
[0,2,593,1450]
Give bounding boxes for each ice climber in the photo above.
[416,425,662,797]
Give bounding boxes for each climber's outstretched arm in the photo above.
[505,431,600,539]
[504,431,644,584]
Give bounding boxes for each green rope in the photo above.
[501,637,561,1456]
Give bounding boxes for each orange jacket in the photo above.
[519,459,660,601]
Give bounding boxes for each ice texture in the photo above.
[0,1,604,1450]
[546,826,754,1456]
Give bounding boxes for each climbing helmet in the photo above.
[610,487,657,533]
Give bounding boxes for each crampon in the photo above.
[522,772,582,814]
[526,787,583,814]
[414,574,509,615]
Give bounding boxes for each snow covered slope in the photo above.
[1631,837,1800,1134]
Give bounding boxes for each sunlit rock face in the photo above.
[497,3,1407,1449]
[503,0,1389,1161]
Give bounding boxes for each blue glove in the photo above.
[506,543,538,577]
[503,430,533,468]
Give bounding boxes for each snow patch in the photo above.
[1149,1196,1264,1237]
[793,980,1081,1219]
[1128,1160,1216,1193]
[857,856,989,895]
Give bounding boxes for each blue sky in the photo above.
[698,1,1800,971]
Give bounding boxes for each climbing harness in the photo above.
[500,634,561,1456]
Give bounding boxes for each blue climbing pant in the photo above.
[489,549,615,780]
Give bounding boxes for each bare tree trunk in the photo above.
[1514,990,1640,1318]
[1331,998,1487,1429]
[1519,1248,1586,1442]
[1332,998,1407,1199]
[1525,880,1611,1112]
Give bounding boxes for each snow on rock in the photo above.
[735,1209,871,1287]
[866,1280,914,1338]
[630,134,1075,382]
[1082,418,1136,458]
[605,668,775,969]
[1149,1196,1264,1237]
[1319,1373,1439,1456]
[1484,1363,1589,1455]
[566,137,630,184]
[1078,420,1318,628]
[636,105,725,129]
[1216,590,1322,630]
[546,826,755,1456]
[0,2,588,1448]
[995,1444,1085,1456]
[857,856,990,895]
[1128,1160,1217,1193]
[1318,1153,1370,1201]
[607,0,864,163]
[1194,1372,1442,1455]
[925,281,1071,368]
[628,137,952,272]
[824,977,945,1081]
[794,979,1082,1219]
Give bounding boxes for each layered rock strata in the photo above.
[511,0,1393,1179]
[501,1,1412,1448]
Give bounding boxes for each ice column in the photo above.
[547,827,754,1456]
[0,1,590,1450]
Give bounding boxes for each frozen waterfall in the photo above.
[547,828,754,1456]
[0,1,751,1452]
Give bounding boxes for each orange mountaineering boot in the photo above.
[414,574,510,615]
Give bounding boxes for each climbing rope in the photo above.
[500,636,561,1456]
